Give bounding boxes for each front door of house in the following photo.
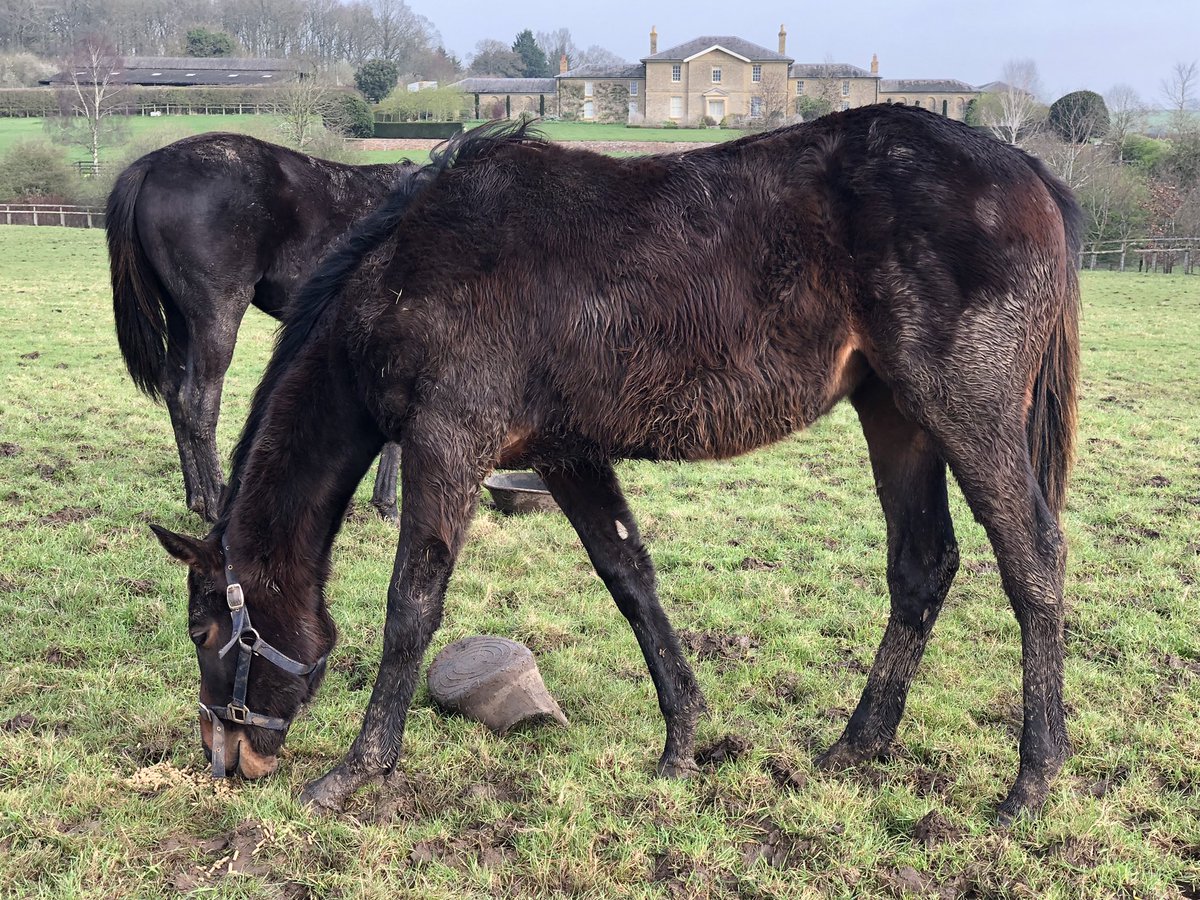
[707,98,725,121]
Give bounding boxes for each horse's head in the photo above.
[151,525,333,779]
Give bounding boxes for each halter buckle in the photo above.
[227,704,250,725]
[226,583,245,610]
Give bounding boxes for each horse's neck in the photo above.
[225,338,385,592]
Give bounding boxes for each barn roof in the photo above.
[879,78,977,93]
[790,63,874,78]
[558,63,646,80]
[451,77,557,94]
[45,56,303,86]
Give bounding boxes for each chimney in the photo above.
[778,25,786,56]
[870,53,879,76]
[560,53,568,74]
[650,26,657,55]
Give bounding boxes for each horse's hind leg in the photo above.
[301,420,489,812]
[937,422,1070,822]
[178,307,244,522]
[817,375,959,770]
[369,442,401,522]
[540,460,706,778]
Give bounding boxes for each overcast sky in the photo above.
[405,0,1196,105]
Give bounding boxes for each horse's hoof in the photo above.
[657,756,700,780]
[995,778,1050,826]
[374,505,400,524]
[300,777,349,815]
[814,740,876,772]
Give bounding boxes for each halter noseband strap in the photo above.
[199,535,326,778]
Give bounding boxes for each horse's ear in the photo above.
[150,524,211,568]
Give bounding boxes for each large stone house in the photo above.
[456,28,981,126]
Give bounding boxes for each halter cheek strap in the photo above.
[199,536,327,778]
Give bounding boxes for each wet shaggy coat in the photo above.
[158,106,1082,819]
[107,133,414,521]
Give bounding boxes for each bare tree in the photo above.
[1105,84,1146,158]
[1161,60,1199,139]
[574,44,625,68]
[272,75,335,151]
[979,59,1044,147]
[55,34,125,168]
[536,27,576,71]
[756,69,790,123]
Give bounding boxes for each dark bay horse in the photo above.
[152,107,1082,822]
[107,133,412,522]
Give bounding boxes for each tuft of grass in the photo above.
[0,228,1198,897]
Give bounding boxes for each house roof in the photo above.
[879,78,977,94]
[45,56,302,86]
[644,36,791,64]
[451,77,557,94]
[558,63,646,80]
[790,63,874,79]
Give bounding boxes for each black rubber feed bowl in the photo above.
[483,471,559,515]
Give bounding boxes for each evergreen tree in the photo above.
[185,28,234,58]
[512,29,551,78]
[355,60,399,103]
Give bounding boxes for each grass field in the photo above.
[0,115,292,161]
[0,114,735,169]
[0,227,1198,898]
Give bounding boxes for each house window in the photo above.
[752,64,762,83]
[671,64,681,82]
[913,99,921,107]
[584,81,593,96]
[751,96,763,117]
[670,96,682,118]
[584,100,594,119]
[712,66,722,83]
[630,81,638,96]
[841,79,850,96]
[796,80,804,94]
[942,99,948,116]
[841,101,850,111]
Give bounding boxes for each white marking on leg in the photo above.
[615,520,629,540]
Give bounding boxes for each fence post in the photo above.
[1150,251,1157,273]
[1119,242,1127,272]
[59,207,65,226]
[32,208,37,225]
[1184,249,1191,275]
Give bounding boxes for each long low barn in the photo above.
[43,57,307,87]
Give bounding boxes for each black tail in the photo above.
[1026,157,1083,516]
[106,160,171,401]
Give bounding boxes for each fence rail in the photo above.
[0,103,277,118]
[0,203,105,228]
[1080,237,1200,274]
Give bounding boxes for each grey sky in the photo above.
[406,0,1197,104]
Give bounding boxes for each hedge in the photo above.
[372,121,463,139]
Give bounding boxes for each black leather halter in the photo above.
[199,535,327,778]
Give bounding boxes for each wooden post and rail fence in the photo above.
[1,204,1198,275]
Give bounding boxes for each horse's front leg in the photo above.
[540,460,706,778]
[301,424,487,812]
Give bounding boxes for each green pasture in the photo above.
[0,114,732,182]
[0,227,1197,898]
[0,115,291,161]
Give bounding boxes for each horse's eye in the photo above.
[190,628,210,647]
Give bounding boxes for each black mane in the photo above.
[217,119,545,528]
